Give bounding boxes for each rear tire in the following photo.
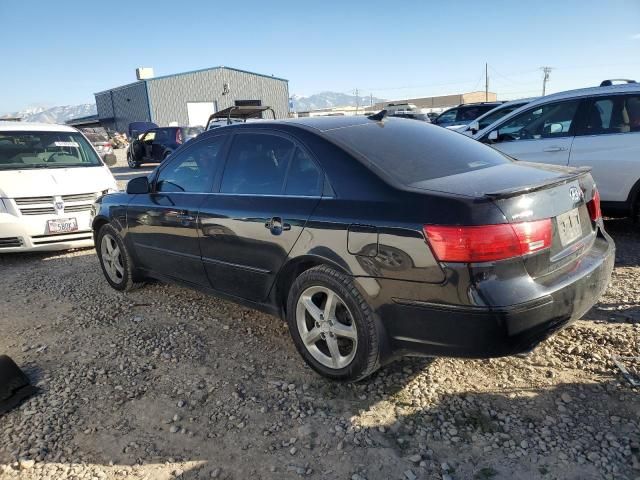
[127,152,140,169]
[286,265,380,381]
[96,224,143,292]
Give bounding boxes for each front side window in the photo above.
[435,109,457,124]
[0,131,102,170]
[220,133,295,194]
[156,136,226,193]
[493,100,580,142]
[577,95,640,135]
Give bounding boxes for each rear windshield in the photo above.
[182,126,204,138]
[0,131,102,170]
[324,118,511,183]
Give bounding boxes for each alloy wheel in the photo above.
[100,234,125,284]
[296,286,358,369]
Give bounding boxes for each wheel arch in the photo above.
[91,215,110,243]
[627,176,640,217]
[272,254,350,318]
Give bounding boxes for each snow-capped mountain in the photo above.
[291,92,385,112]
[1,104,96,124]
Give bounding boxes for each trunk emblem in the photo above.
[569,187,583,203]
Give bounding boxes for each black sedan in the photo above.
[92,115,614,381]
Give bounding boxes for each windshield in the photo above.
[0,131,102,170]
[477,104,526,130]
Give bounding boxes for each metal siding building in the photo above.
[95,67,288,133]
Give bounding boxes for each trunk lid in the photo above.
[413,161,598,277]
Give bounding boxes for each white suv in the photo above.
[474,81,640,218]
[0,122,118,252]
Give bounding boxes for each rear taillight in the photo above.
[176,129,183,144]
[424,219,552,263]
[587,189,602,221]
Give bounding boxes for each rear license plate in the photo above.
[47,218,78,234]
[557,208,582,246]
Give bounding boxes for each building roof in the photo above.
[94,66,288,96]
[0,121,77,132]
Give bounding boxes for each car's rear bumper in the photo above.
[374,234,615,358]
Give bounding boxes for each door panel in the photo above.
[126,134,228,286]
[198,132,324,302]
[486,99,580,167]
[569,132,640,202]
[492,138,573,166]
[198,195,320,301]
[570,94,640,203]
[127,193,208,285]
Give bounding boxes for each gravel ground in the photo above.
[0,152,638,480]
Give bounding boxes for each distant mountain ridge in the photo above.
[291,91,385,112]
[1,104,96,124]
[3,91,384,123]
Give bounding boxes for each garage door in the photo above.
[187,102,216,127]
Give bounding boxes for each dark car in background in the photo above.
[433,102,504,128]
[127,126,204,168]
[128,122,158,140]
[93,116,614,381]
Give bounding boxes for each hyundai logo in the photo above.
[569,187,583,203]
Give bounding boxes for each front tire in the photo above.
[286,265,380,381]
[96,224,143,291]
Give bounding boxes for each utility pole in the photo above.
[370,93,373,107]
[354,88,359,115]
[485,63,489,102]
[541,66,553,96]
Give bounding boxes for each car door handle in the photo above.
[265,217,291,235]
[543,146,567,152]
[176,213,195,221]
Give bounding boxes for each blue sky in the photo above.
[1,0,639,113]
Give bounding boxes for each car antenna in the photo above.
[368,109,388,121]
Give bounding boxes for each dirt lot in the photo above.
[0,152,638,480]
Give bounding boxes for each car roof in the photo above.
[0,121,78,133]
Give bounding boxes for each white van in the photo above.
[473,81,640,218]
[0,122,118,252]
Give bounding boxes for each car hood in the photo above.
[0,166,117,198]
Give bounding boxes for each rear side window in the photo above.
[220,133,295,194]
[576,95,640,135]
[325,118,510,184]
[284,149,323,196]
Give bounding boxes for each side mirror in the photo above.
[488,130,499,142]
[126,176,150,194]
[469,121,480,134]
[103,153,117,167]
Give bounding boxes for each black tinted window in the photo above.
[577,95,640,135]
[220,134,295,194]
[284,149,322,196]
[325,118,510,184]
[457,105,496,122]
[156,136,225,193]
